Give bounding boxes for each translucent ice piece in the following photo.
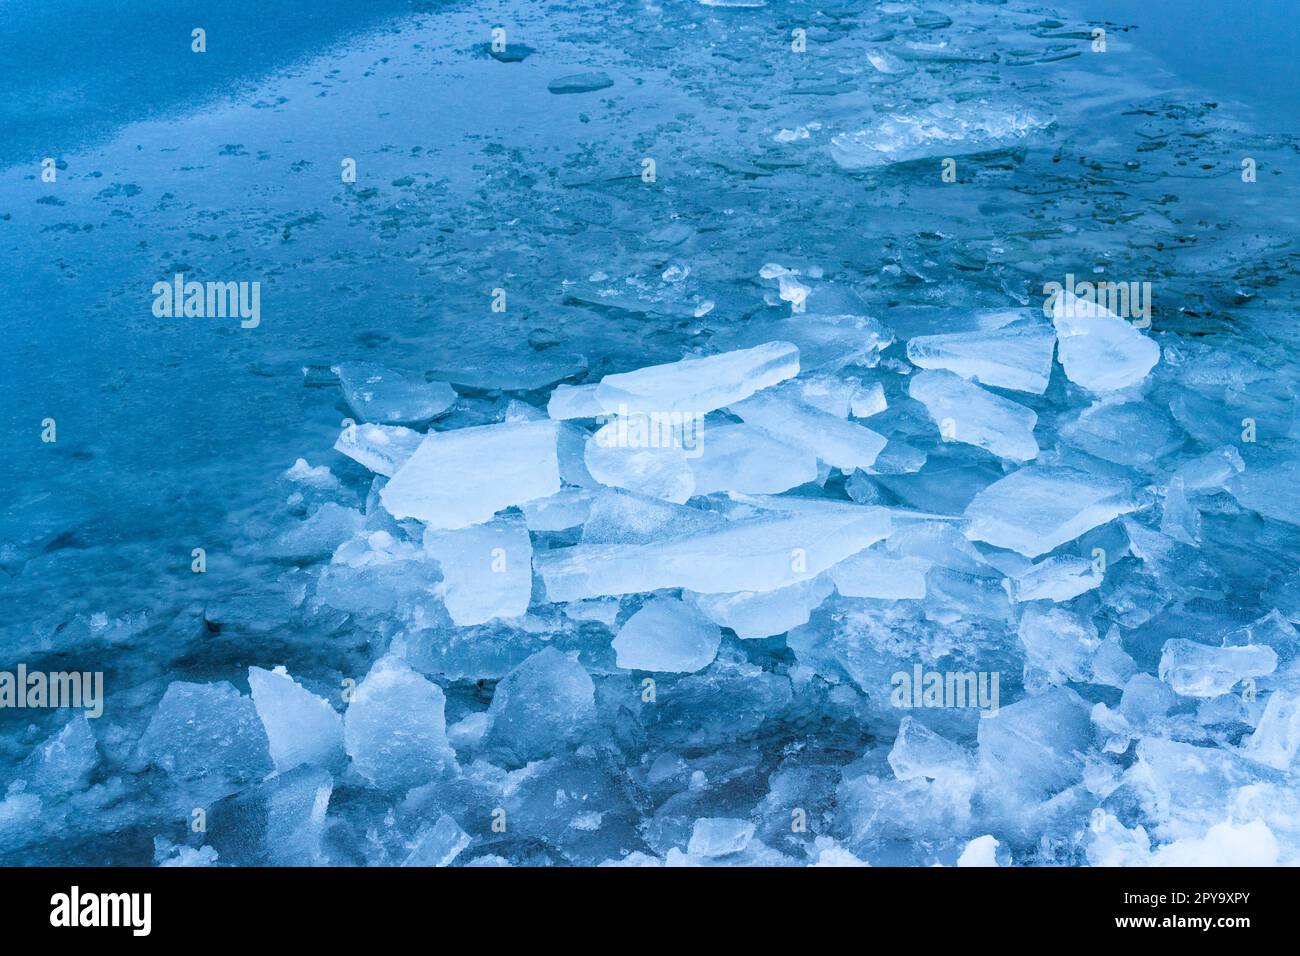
[584,421,695,503]
[906,317,1055,394]
[248,666,345,774]
[1157,639,1277,698]
[687,818,755,857]
[381,420,561,529]
[333,422,422,477]
[1051,291,1159,392]
[707,313,892,373]
[137,681,272,785]
[402,814,472,867]
[547,383,602,420]
[536,504,891,600]
[484,648,595,764]
[594,341,798,416]
[612,597,721,673]
[831,103,1051,169]
[729,392,887,471]
[688,575,833,639]
[687,423,817,495]
[888,716,972,782]
[1243,692,1300,770]
[909,370,1039,461]
[423,514,532,625]
[343,657,456,791]
[1004,554,1101,603]
[333,362,456,425]
[963,466,1140,557]
[831,547,929,599]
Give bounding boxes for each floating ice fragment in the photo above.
[137,681,272,786]
[708,313,892,372]
[547,72,614,94]
[485,648,596,764]
[688,575,833,639]
[1243,692,1300,770]
[402,814,472,867]
[831,103,1051,169]
[1228,459,1300,528]
[333,422,422,477]
[584,421,695,503]
[333,362,456,425]
[381,420,561,529]
[850,382,888,418]
[547,383,602,420]
[536,504,891,600]
[730,392,887,471]
[1157,639,1277,698]
[612,597,721,672]
[248,666,345,774]
[1004,554,1101,603]
[687,818,755,857]
[832,547,929,599]
[888,717,972,782]
[424,515,533,626]
[594,341,798,416]
[1051,291,1159,392]
[343,657,456,791]
[963,466,1141,557]
[909,370,1039,461]
[906,316,1055,394]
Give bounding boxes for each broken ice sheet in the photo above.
[424,514,533,626]
[584,420,695,504]
[687,423,817,496]
[333,362,456,425]
[1051,290,1160,393]
[830,102,1052,169]
[729,392,888,471]
[333,422,422,477]
[248,666,345,774]
[905,314,1056,394]
[963,466,1142,558]
[593,341,798,416]
[612,596,721,672]
[343,657,456,791]
[909,369,1039,462]
[381,420,561,529]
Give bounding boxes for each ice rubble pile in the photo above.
[21,284,1298,868]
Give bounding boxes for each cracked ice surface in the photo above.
[4,0,1300,869]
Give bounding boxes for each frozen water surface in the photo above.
[2,0,1299,867]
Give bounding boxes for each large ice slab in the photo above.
[1051,291,1159,392]
[729,392,887,471]
[381,420,561,529]
[909,370,1039,461]
[688,575,833,639]
[594,342,798,416]
[831,103,1051,169]
[424,514,533,626]
[248,666,345,774]
[612,597,721,672]
[906,316,1055,394]
[963,466,1141,557]
[333,362,457,425]
[537,503,892,600]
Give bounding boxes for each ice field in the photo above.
[1,0,1299,866]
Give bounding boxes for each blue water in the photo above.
[1,1,1299,866]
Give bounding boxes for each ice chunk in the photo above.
[381,420,561,529]
[484,648,596,764]
[1004,554,1101,603]
[1157,639,1277,698]
[963,466,1140,557]
[333,422,422,477]
[248,666,345,774]
[729,392,887,471]
[688,575,833,639]
[832,547,929,599]
[708,313,892,373]
[1017,606,1099,686]
[1060,400,1183,469]
[1172,445,1244,492]
[402,814,472,867]
[520,488,594,532]
[612,597,721,673]
[343,657,456,790]
[137,681,272,786]
[956,836,1003,867]
[977,687,1091,803]
[1243,692,1300,770]
[851,382,888,418]
[547,383,602,419]
[1051,291,1159,392]
[888,717,972,782]
[333,362,456,425]
[547,72,613,94]
[424,515,532,625]
[909,370,1039,461]
[687,818,755,857]
[536,504,891,600]
[18,716,97,795]
[584,421,695,503]
[906,317,1055,394]
[1228,459,1300,528]
[831,103,1051,169]
[687,423,817,495]
[594,342,798,416]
